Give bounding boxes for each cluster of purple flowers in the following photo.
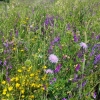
[94,54,100,65]
[90,43,100,64]
[44,15,54,27]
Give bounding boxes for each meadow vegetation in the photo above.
[0,0,100,99]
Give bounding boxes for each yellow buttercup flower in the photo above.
[20,49,24,52]
[16,83,20,88]
[3,88,7,92]
[8,86,13,91]
[15,77,19,81]
[22,66,26,70]
[31,83,35,87]
[6,93,10,97]
[10,77,15,81]
[12,47,16,51]
[21,90,25,94]
[42,66,47,69]
[21,95,25,98]
[2,89,7,95]
[29,95,34,99]
[30,73,34,77]
[2,91,6,95]
[17,69,22,73]
[1,81,6,85]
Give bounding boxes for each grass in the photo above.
[0,0,100,100]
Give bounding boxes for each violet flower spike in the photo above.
[54,64,62,73]
[75,64,80,72]
[82,81,87,87]
[73,33,78,42]
[94,54,100,64]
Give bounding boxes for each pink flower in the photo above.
[45,69,53,74]
[80,42,88,49]
[49,54,58,63]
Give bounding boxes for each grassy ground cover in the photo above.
[0,0,100,100]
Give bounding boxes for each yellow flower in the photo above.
[31,83,35,87]
[2,89,7,95]
[17,69,22,73]
[36,84,41,88]
[42,75,47,81]
[12,47,16,51]
[6,93,10,97]
[3,88,7,92]
[22,66,26,70]
[42,66,47,69]
[21,90,25,94]
[10,77,15,81]
[41,87,45,90]
[16,83,20,88]
[8,86,13,91]
[27,66,32,72]
[15,77,19,81]
[1,99,6,100]
[29,95,34,99]
[20,49,24,52]
[26,17,29,20]
[30,73,34,77]
[21,95,25,98]
[1,81,6,85]
[2,91,6,95]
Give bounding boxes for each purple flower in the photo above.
[44,15,54,27]
[82,81,87,87]
[53,36,60,43]
[6,77,10,82]
[52,78,56,82]
[75,64,80,71]
[80,42,88,49]
[3,42,9,48]
[73,74,78,81]
[3,60,7,66]
[50,36,60,45]
[90,44,100,56]
[54,64,62,73]
[49,54,58,63]
[93,92,97,99]
[62,98,67,100]
[96,34,100,40]
[0,60,2,65]
[50,78,56,84]
[94,54,100,64]
[45,69,53,74]
[73,33,78,42]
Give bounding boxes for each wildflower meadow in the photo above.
[0,0,100,100]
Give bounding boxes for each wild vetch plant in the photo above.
[0,0,100,99]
